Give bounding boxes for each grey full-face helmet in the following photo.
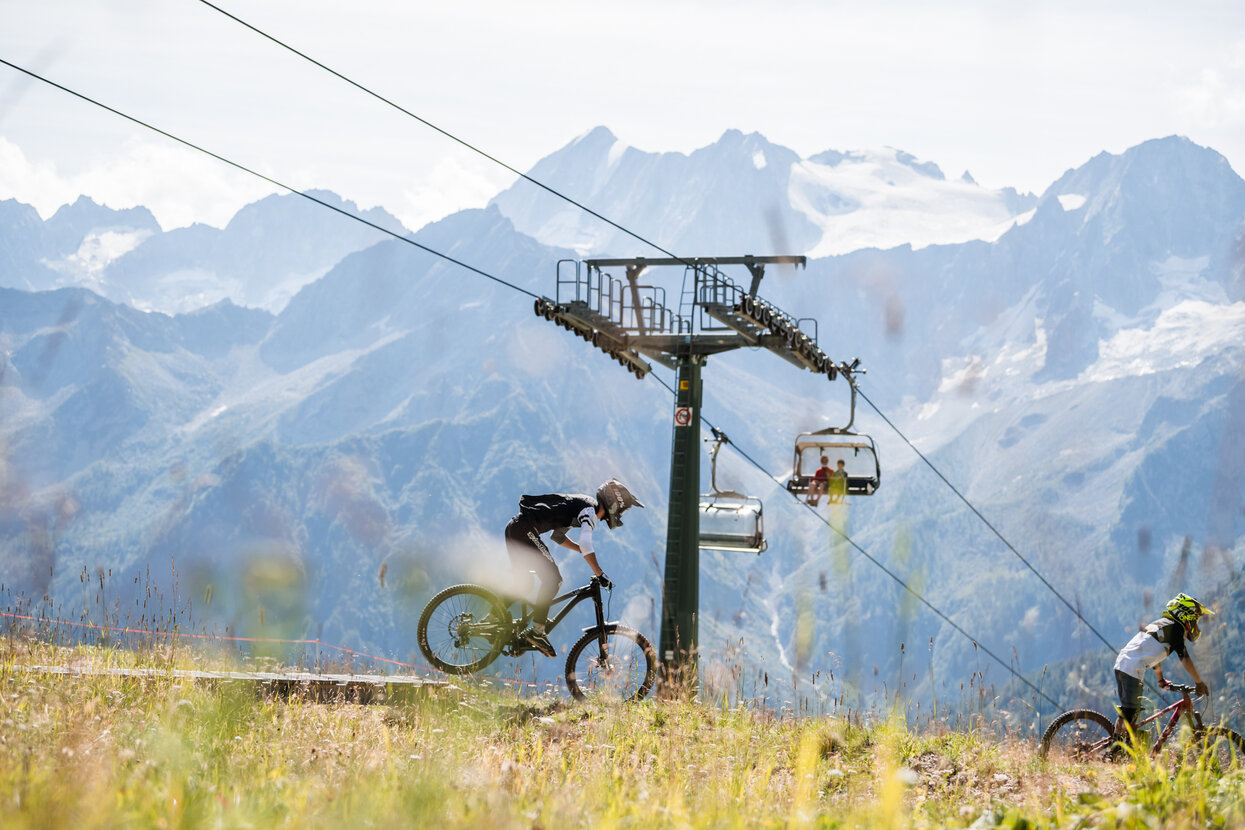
[596,478,644,529]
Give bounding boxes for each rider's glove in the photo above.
[1158,677,1172,690]
[1196,681,1209,697]
[597,573,613,590]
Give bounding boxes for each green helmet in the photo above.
[1163,593,1214,641]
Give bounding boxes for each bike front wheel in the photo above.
[1040,709,1114,761]
[417,584,512,674]
[564,624,656,702]
[1195,726,1245,771]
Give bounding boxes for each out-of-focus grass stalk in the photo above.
[3,640,1245,828]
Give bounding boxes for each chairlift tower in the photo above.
[534,255,858,688]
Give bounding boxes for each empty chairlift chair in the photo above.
[699,430,767,555]
[699,494,767,555]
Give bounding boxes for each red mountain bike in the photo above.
[1040,683,1245,766]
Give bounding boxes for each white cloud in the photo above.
[0,136,274,229]
[1181,62,1245,130]
[398,147,515,233]
[0,138,77,218]
[4,1,1245,228]
[82,138,277,229]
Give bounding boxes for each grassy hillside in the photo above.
[2,639,1244,828]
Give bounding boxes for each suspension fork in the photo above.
[592,581,609,655]
[1188,699,1206,733]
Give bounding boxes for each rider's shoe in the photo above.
[523,629,557,657]
[1106,733,1135,761]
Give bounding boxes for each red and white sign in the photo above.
[673,406,693,427]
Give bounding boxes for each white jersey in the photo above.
[1114,617,1188,679]
[547,504,597,555]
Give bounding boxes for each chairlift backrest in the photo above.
[699,431,766,554]
[699,494,766,555]
[786,431,881,497]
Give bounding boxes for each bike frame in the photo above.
[1082,689,1201,758]
[1136,691,1202,756]
[504,579,610,650]
[542,580,608,636]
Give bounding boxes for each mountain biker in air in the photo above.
[1112,592,1212,742]
[504,478,644,657]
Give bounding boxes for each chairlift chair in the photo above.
[785,431,881,500]
[784,378,881,500]
[699,429,767,555]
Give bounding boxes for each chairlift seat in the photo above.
[785,432,881,497]
[698,493,766,555]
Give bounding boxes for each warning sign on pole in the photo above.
[673,406,693,427]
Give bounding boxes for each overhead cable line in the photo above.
[196,0,1119,666]
[647,375,1064,710]
[0,58,538,302]
[0,56,1061,710]
[692,403,1060,706]
[856,385,1118,654]
[195,0,690,267]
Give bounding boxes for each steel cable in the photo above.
[0,54,1064,709]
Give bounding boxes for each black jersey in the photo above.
[516,493,598,545]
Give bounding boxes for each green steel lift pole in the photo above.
[660,352,703,684]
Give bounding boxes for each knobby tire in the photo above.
[564,624,656,702]
[1040,709,1114,761]
[417,584,511,674]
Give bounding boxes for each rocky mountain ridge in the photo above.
[1,131,1243,713]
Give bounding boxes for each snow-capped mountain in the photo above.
[0,191,406,314]
[489,126,1036,258]
[2,131,1243,716]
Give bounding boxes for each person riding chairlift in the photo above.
[807,457,847,506]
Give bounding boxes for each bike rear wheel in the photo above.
[564,625,656,702]
[417,584,511,674]
[1040,709,1114,761]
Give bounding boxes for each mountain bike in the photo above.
[416,575,656,701]
[1040,683,1245,768]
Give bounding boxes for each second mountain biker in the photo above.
[504,478,644,657]
[1113,592,1212,742]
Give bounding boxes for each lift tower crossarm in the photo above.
[585,255,806,271]
[533,296,656,376]
[630,333,756,356]
[698,305,812,370]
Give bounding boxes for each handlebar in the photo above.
[1164,682,1202,696]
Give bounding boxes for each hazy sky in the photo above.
[2,0,1243,232]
